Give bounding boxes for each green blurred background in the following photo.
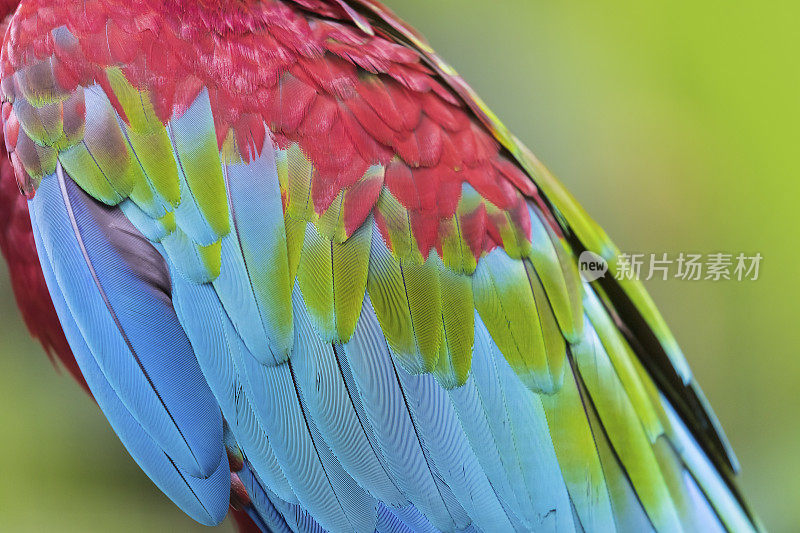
[1,0,797,530]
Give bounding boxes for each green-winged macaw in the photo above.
[0,0,759,531]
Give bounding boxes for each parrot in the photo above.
[0,0,760,531]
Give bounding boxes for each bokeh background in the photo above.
[1,0,797,530]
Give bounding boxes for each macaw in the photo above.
[0,0,759,531]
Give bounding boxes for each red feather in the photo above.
[0,0,542,398]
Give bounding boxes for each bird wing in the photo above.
[2,0,757,531]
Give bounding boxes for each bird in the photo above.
[0,0,760,531]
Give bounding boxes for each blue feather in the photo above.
[342,295,463,531]
[219,135,294,363]
[291,289,406,506]
[238,465,293,533]
[168,276,298,505]
[30,168,223,478]
[393,364,513,531]
[30,214,230,525]
[462,313,575,530]
[447,350,529,525]
[377,504,437,533]
[229,297,370,532]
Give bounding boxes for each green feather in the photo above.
[540,360,615,531]
[284,215,307,284]
[366,226,417,366]
[58,141,123,205]
[374,188,422,264]
[583,384,655,531]
[573,318,683,531]
[59,86,138,203]
[297,223,336,340]
[525,259,567,391]
[332,220,372,341]
[168,90,230,240]
[106,67,162,134]
[13,96,61,146]
[527,205,583,342]
[284,144,314,220]
[400,252,443,373]
[473,250,554,393]
[584,285,664,442]
[434,263,474,388]
[124,126,181,209]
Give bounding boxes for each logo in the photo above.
[578,251,608,282]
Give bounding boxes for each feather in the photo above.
[343,294,461,531]
[291,289,406,506]
[433,263,474,388]
[393,363,514,531]
[538,349,615,531]
[573,313,682,530]
[221,134,294,361]
[169,276,298,505]
[237,464,294,533]
[366,223,444,374]
[472,248,556,393]
[580,373,655,533]
[379,504,438,533]
[230,302,375,532]
[30,201,230,526]
[57,84,135,203]
[30,167,224,478]
[160,226,221,283]
[167,88,230,244]
[450,312,575,529]
[526,203,583,342]
[661,400,756,532]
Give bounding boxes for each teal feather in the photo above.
[222,137,294,361]
[291,289,407,506]
[230,308,372,532]
[343,295,461,531]
[393,364,514,531]
[169,277,298,505]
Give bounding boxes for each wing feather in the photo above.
[30,167,223,478]
[3,2,759,530]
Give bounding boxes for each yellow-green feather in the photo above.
[400,253,443,373]
[168,90,230,240]
[434,263,474,388]
[525,260,567,391]
[332,220,372,341]
[297,223,336,340]
[584,285,664,442]
[366,227,417,364]
[284,144,314,220]
[473,250,553,393]
[540,360,615,531]
[573,317,683,532]
[527,205,583,342]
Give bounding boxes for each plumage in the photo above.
[0,0,759,532]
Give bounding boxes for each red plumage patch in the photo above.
[1,0,538,297]
[0,125,88,393]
